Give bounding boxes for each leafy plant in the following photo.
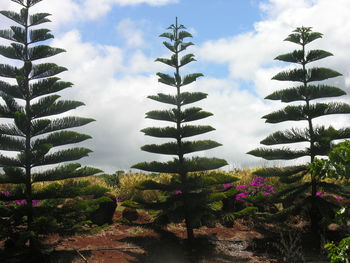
[116,172,171,202]
[325,237,350,263]
[334,207,349,227]
[220,175,277,224]
[329,141,350,179]
[99,170,125,188]
[0,0,101,248]
[233,175,276,202]
[131,18,236,241]
[273,231,305,263]
[248,27,350,238]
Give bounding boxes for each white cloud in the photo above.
[198,0,350,93]
[0,0,179,31]
[127,50,167,73]
[117,19,145,48]
[77,0,178,20]
[197,31,284,81]
[111,0,179,6]
[74,0,179,20]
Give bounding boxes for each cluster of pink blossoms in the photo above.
[174,190,183,195]
[224,175,276,202]
[0,191,40,206]
[316,191,344,201]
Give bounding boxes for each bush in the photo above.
[116,173,171,202]
[0,180,113,246]
[325,237,350,263]
[99,171,125,188]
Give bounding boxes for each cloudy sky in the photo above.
[0,0,349,173]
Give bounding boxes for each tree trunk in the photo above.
[185,217,194,242]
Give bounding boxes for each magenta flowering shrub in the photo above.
[0,191,40,206]
[174,190,183,195]
[10,200,41,206]
[234,175,275,202]
[0,191,11,197]
[223,183,232,189]
[316,191,344,201]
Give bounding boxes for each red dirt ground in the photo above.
[41,211,275,263]
[1,210,332,262]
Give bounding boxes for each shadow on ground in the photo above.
[119,228,251,263]
[0,248,92,263]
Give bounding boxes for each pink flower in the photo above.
[224,183,232,189]
[232,175,276,202]
[32,200,40,206]
[235,192,248,202]
[235,185,246,190]
[334,196,344,201]
[15,200,26,205]
[10,200,41,206]
[250,175,266,187]
[0,191,11,197]
[315,192,345,201]
[174,190,182,195]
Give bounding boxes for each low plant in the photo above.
[335,207,350,226]
[325,237,350,263]
[116,172,172,203]
[233,175,276,202]
[99,170,125,188]
[0,180,112,247]
[221,175,277,221]
[273,231,305,263]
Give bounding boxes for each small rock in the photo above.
[122,207,139,221]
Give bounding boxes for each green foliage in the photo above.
[35,195,111,234]
[329,141,350,179]
[116,172,171,202]
[0,0,101,248]
[99,170,125,188]
[131,18,233,240]
[248,27,350,233]
[221,207,258,223]
[325,237,350,263]
[0,179,111,242]
[334,207,350,226]
[308,141,350,181]
[272,231,305,263]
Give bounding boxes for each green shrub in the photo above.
[99,171,125,188]
[325,237,350,263]
[116,173,171,202]
[0,180,112,244]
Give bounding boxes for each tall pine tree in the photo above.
[248,27,350,236]
[0,0,101,245]
[131,18,235,242]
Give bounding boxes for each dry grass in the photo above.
[0,168,297,200]
[115,172,172,201]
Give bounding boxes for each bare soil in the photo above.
[0,210,331,263]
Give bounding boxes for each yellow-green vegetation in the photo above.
[1,174,108,194]
[96,169,283,203]
[0,168,314,204]
[115,172,172,202]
